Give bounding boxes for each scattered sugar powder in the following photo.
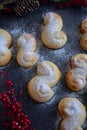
[18,36,36,51]
[37,61,53,75]
[10,28,22,37]
[46,12,61,33]
[36,82,52,98]
[65,99,83,115]
[53,48,66,57]
[1,7,87,130]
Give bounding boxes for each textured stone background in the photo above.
[0,3,87,130]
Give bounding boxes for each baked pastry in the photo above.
[17,34,38,68]
[58,97,86,130]
[80,19,87,50]
[66,54,87,91]
[80,33,87,51]
[80,19,87,33]
[0,29,12,66]
[41,12,67,49]
[28,61,61,102]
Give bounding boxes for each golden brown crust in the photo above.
[43,12,63,30]
[0,29,12,66]
[80,33,87,51]
[80,19,87,33]
[71,54,87,68]
[28,61,61,102]
[41,30,67,49]
[17,34,38,68]
[80,19,87,50]
[66,68,86,91]
[41,12,67,49]
[66,54,87,91]
[58,97,86,130]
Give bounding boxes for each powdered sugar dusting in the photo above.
[53,48,66,57]
[0,34,8,46]
[28,61,60,103]
[71,54,87,69]
[42,12,67,49]
[37,61,53,76]
[65,99,82,115]
[10,28,22,37]
[46,12,61,33]
[36,82,52,98]
[17,33,38,67]
[59,98,86,130]
[1,6,87,130]
[0,47,7,53]
[17,35,36,51]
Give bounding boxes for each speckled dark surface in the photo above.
[0,3,87,130]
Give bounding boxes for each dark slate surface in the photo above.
[0,3,87,130]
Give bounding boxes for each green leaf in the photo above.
[0,5,4,10]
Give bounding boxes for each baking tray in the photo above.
[0,3,87,130]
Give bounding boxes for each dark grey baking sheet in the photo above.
[0,3,87,130]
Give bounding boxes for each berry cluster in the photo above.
[0,71,33,130]
[0,5,12,14]
[57,0,87,8]
[41,0,87,7]
[0,0,87,15]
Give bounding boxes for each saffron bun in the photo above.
[0,29,12,66]
[41,12,67,49]
[80,19,87,33]
[28,61,61,102]
[80,33,87,51]
[58,97,86,130]
[17,34,38,68]
[66,54,87,91]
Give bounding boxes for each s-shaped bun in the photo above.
[41,12,67,49]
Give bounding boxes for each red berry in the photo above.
[0,87,33,130]
[8,89,14,95]
[83,0,87,7]
[41,0,47,4]
[6,80,13,87]
[17,113,21,117]
[13,98,17,102]
[17,108,22,113]
[21,127,25,130]
[0,94,2,99]
[17,125,22,129]
[12,105,17,111]
[57,3,63,8]
[2,94,8,98]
